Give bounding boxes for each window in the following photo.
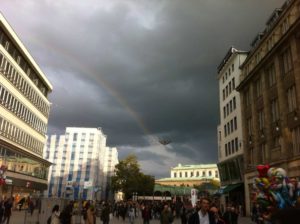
[174,173,177,178]
[225,144,228,156]
[233,97,236,109]
[266,64,276,87]
[223,89,225,100]
[245,89,251,106]
[280,47,293,76]
[209,171,212,176]
[224,125,227,137]
[258,110,265,130]
[223,107,226,118]
[229,82,232,93]
[190,172,193,177]
[232,78,235,89]
[255,78,262,98]
[73,133,78,141]
[261,144,267,164]
[215,170,218,178]
[230,120,234,133]
[196,171,199,177]
[234,117,237,130]
[202,171,206,176]
[271,99,279,122]
[291,127,300,154]
[273,136,281,148]
[185,172,188,177]
[247,117,253,136]
[179,172,182,178]
[287,85,297,112]
[226,86,228,97]
[228,141,231,154]
[235,138,238,152]
[230,100,233,112]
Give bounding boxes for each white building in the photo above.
[156,164,219,187]
[217,47,247,210]
[0,13,53,199]
[44,127,118,200]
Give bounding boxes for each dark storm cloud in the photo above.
[1,0,285,177]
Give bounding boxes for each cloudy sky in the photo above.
[1,0,284,177]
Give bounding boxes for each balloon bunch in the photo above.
[253,165,300,209]
[0,165,7,185]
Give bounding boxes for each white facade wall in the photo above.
[170,164,219,180]
[45,127,118,200]
[218,51,247,162]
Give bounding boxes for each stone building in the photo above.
[236,0,300,215]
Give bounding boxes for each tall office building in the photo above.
[0,13,53,199]
[236,0,300,215]
[217,47,247,212]
[44,127,118,200]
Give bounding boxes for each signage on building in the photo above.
[84,181,93,189]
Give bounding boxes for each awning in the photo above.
[218,183,243,194]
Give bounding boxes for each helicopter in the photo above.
[158,139,172,145]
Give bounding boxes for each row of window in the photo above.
[0,27,49,96]
[0,145,48,180]
[223,97,236,118]
[0,116,44,155]
[0,84,47,135]
[0,53,50,117]
[225,137,239,157]
[173,170,218,178]
[224,117,237,137]
[222,77,235,100]
[222,63,235,83]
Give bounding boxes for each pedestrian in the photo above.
[48,204,60,224]
[188,197,216,224]
[210,206,225,224]
[128,205,135,224]
[142,205,151,224]
[101,202,110,224]
[28,199,34,216]
[59,202,73,224]
[2,197,13,224]
[86,204,95,224]
[223,206,238,224]
[180,207,187,224]
[160,204,173,224]
[0,199,4,223]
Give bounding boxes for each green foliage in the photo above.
[111,154,155,199]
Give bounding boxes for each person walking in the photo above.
[49,205,60,224]
[2,197,13,224]
[59,202,73,224]
[142,205,151,224]
[128,205,135,224]
[188,198,216,224]
[160,204,173,224]
[101,202,110,224]
[86,204,95,224]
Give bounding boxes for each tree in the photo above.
[111,154,155,199]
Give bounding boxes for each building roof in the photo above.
[217,47,248,74]
[0,12,53,91]
[172,164,218,170]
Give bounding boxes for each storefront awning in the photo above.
[219,183,243,194]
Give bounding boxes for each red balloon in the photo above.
[257,164,270,177]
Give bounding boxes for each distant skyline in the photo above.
[1,0,285,177]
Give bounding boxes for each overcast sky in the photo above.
[1,0,284,177]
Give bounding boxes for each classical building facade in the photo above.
[44,127,118,200]
[236,0,300,215]
[156,164,219,187]
[217,47,248,212]
[0,13,53,200]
